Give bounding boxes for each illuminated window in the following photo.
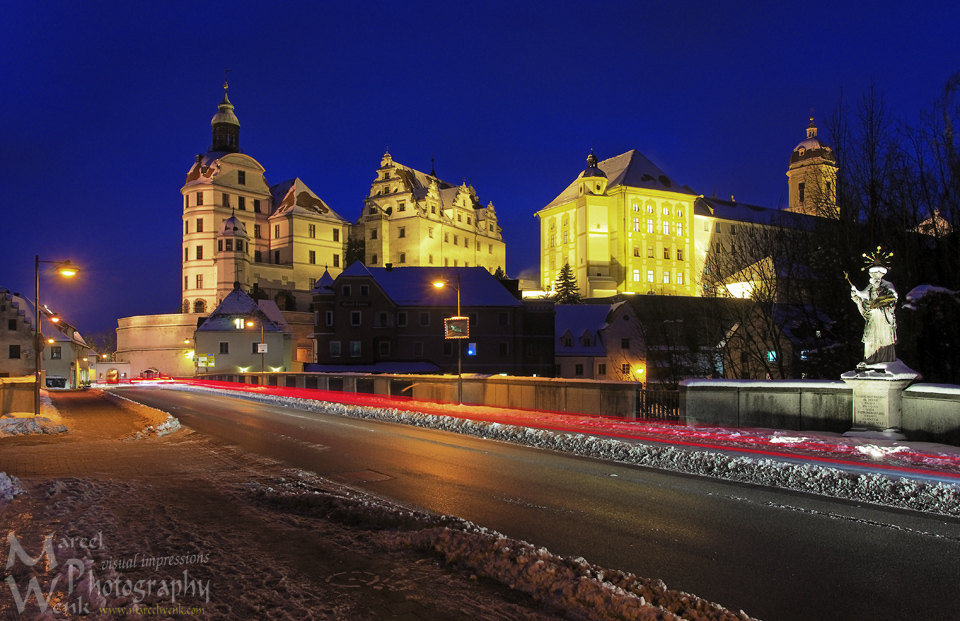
[663,222,670,235]
[663,272,670,284]
[632,218,640,232]
[51,346,61,359]
[621,363,630,375]
[633,269,640,282]
[632,203,639,212]
[563,231,569,244]
[676,208,683,218]
[646,204,653,214]
[647,246,654,258]
[647,270,654,283]
[677,222,683,236]
[767,350,778,362]
[549,234,555,247]
[662,206,669,215]
[237,170,245,185]
[677,272,684,285]
[646,220,653,233]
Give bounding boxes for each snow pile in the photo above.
[126,414,182,440]
[0,415,68,436]
[398,526,754,620]
[0,472,24,503]
[250,475,755,621]
[175,385,960,517]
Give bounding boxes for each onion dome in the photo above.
[790,117,835,165]
[218,213,248,238]
[210,80,241,153]
[581,149,607,178]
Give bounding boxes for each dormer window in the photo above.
[237,170,246,185]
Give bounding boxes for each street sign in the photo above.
[196,354,215,367]
[257,343,268,354]
[444,316,469,339]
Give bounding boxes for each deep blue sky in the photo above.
[2,1,957,336]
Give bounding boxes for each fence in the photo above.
[637,386,680,421]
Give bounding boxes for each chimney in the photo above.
[385,263,393,272]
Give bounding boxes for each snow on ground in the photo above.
[0,472,24,503]
[164,383,960,517]
[0,392,67,437]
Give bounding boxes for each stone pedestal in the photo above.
[841,360,919,439]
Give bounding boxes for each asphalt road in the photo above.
[117,387,960,620]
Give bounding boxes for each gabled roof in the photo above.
[336,265,521,308]
[554,304,617,356]
[542,150,695,211]
[197,286,287,333]
[270,178,348,222]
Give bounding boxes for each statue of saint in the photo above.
[846,251,898,365]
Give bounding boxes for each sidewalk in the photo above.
[0,390,564,620]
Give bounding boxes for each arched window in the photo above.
[193,299,206,313]
[182,300,189,313]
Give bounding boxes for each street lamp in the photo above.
[433,272,467,405]
[246,317,265,375]
[35,256,78,417]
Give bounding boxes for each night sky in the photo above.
[2,1,957,337]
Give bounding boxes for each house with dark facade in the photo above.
[309,264,554,376]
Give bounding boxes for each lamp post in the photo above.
[34,255,78,417]
[433,271,465,405]
[246,317,265,375]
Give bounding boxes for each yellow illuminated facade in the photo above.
[784,118,838,218]
[353,151,505,273]
[537,151,697,297]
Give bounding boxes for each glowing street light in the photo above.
[433,272,467,405]
[246,317,265,375]
[35,255,78,417]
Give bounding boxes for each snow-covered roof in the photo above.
[197,286,286,333]
[270,178,348,222]
[337,264,521,308]
[695,196,817,229]
[542,150,695,211]
[554,304,615,356]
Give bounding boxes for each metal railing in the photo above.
[636,386,680,421]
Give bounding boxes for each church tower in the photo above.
[210,79,240,153]
[785,117,839,218]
